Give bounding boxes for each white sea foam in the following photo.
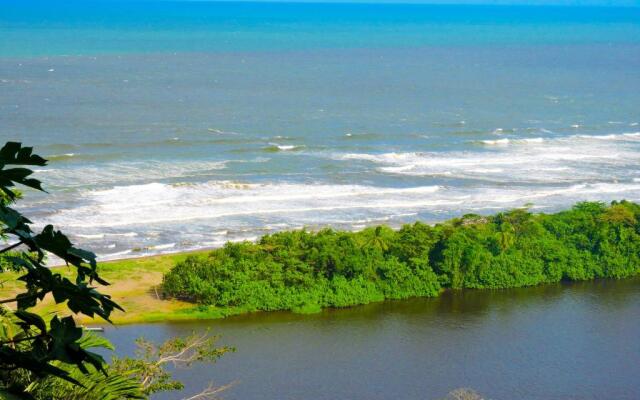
[481,138,510,145]
[49,153,75,159]
[75,233,105,239]
[44,176,640,234]
[480,133,638,146]
[46,181,445,229]
[268,143,304,151]
[479,137,544,146]
[108,232,138,237]
[31,126,640,261]
[40,175,640,261]
[152,243,176,250]
[334,132,640,184]
[574,132,640,141]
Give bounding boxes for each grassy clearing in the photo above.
[0,250,236,325]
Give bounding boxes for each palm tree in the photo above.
[365,226,390,252]
[495,222,515,251]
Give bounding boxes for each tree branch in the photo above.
[181,381,236,400]
[0,293,37,305]
[155,332,210,367]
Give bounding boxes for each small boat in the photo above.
[83,327,104,332]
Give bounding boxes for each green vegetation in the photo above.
[0,251,213,325]
[0,142,123,397]
[0,142,231,399]
[22,331,232,400]
[162,201,640,313]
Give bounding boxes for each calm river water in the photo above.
[103,278,640,400]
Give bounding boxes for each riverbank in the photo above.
[0,201,640,324]
[3,200,640,325]
[160,201,640,316]
[2,245,638,326]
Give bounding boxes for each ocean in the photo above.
[1,1,639,260]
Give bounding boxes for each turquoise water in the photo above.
[1,2,640,259]
[2,2,640,56]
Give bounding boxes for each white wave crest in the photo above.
[45,181,444,229]
[481,138,510,145]
[573,132,640,141]
[38,176,640,261]
[336,132,640,184]
[43,178,640,260]
[480,137,545,145]
[267,143,304,151]
[75,234,105,239]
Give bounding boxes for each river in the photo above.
[103,278,640,400]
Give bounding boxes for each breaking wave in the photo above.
[335,132,640,184]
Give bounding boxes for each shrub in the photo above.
[162,201,640,313]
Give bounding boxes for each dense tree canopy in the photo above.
[162,201,640,313]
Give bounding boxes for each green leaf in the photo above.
[14,310,47,334]
[77,331,115,352]
[0,142,47,167]
[0,141,121,389]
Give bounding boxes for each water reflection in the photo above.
[104,278,640,400]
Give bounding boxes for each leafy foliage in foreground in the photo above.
[0,142,232,400]
[163,201,640,312]
[0,142,123,397]
[25,331,232,400]
[22,332,143,400]
[110,331,233,398]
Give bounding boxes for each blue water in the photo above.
[1,1,640,259]
[2,2,640,56]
